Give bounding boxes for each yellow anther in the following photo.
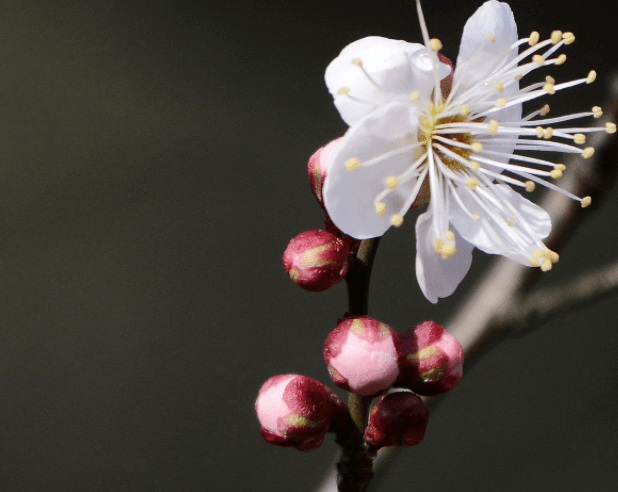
[529,31,540,45]
[469,160,480,170]
[540,259,553,272]
[444,230,455,241]
[550,169,563,179]
[592,106,603,118]
[338,87,350,95]
[533,249,544,259]
[582,147,595,158]
[532,54,544,65]
[390,214,404,227]
[550,30,563,44]
[439,244,456,259]
[545,75,556,85]
[581,196,592,208]
[587,70,597,84]
[546,249,559,263]
[351,58,363,67]
[495,82,504,92]
[573,133,586,144]
[472,214,481,221]
[555,164,566,171]
[529,258,540,267]
[606,122,617,134]
[487,34,496,42]
[555,54,567,65]
[488,119,499,135]
[434,238,444,251]
[543,127,553,139]
[345,157,360,171]
[525,180,536,192]
[410,90,420,102]
[540,104,551,116]
[506,218,516,227]
[385,176,399,189]
[375,202,386,217]
[460,105,470,117]
[429,38,443,51]
[495,98,507,108]
[536,126,545,138]
[470,142,483,152]
[543,83,555,95]
[467,177,478,190]
[562,32,575,44]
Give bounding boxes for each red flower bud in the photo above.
[364,392,429,453]
[283,230,350,292]
[307,137,343,206]
[396,320,464,396]
[255,374,332,451]
[324,316,399,397]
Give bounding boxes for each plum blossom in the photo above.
[322,0,615,302]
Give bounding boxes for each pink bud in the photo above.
[282,230,350,292]
[307,137,343,205]
[396,320,464,396]
[255,374,332,451]
[364,392,429,453]
[324,316,399,397]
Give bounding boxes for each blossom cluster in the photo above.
[256,317,463,453]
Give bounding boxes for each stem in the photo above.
[332,238,381,492]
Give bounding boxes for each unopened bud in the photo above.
[307,137,343,205]
[255,374,332,451]
[396,321,464,396]
[283,230,350,292]
[364,392,429,454]
[324,316,399,396]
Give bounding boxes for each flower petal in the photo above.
[454,1,518,89]
[415,211,474,304]
[450,184,551,264]
[323,102,423,239]
[325,36,450,126]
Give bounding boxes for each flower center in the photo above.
[419,108,473,173]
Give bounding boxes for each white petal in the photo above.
[323,102,423,239]
[450,184,551,264]
[454,1,518,90]
[325,37,450,126]
[415,211,474,304]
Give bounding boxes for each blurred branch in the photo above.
[317,74,618,492]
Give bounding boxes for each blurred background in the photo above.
[0,0,616,490]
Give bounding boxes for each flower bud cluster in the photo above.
[256,316,463,454]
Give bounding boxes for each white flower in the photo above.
[322,0,614,303]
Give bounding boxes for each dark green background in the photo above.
[0,1,616,490]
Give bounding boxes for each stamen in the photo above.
[390,214,404,227]
[410,90,420,102]
[562,32,575,45]
[586,70,597,84]
[525,180,536,192]
[581,196,592,208]
[429,38,443,51]
[550,30,563,44]
[385,176,399,189]
[606,122,617,134]
[338,87,350,95]
[529,31,540,45]
[573,133,586,144]
[592,106,603,118]
[375,202,386,216]
[582,147,595,158]
[345,157,360,171]
[554,54,567,65]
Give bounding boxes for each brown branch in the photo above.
[317,74,618,492]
